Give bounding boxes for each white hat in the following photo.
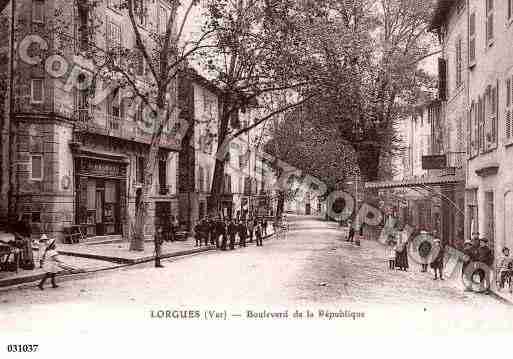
[40,234,48,241]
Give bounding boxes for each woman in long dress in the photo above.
[38,239,63,290]
[395,228,409,271]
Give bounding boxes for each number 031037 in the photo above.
[7,344,39,353]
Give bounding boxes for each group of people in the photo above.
[385,229,445,280]
[462,232,495,293]
[193,217,269,250]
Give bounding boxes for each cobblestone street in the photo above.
[1,216,512,334]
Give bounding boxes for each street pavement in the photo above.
[1,215,513,334]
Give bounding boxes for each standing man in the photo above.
[194,220,202,247]
[430,238,444,280]
[346,219,355,243]
[228,219,237,250]
[220,219,228,250]
[248,217,254,243]
[255,220,263,247]
[154,225,165,268]
[477,237,493,293]
[208,217,215,245]
[239,219,247,248]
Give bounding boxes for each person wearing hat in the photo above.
[154,224,165,268]
[430,238,444,280]
[386,236,397,270]
[462,238,473,273]
[38,238,63,290]
[418,231,433,273]
[35,234,49,269]
[476,236,493,293]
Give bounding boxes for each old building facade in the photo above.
[1,0,181,241]
[431,0,513,259]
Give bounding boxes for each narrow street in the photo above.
[1,215,512,334]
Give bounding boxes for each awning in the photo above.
[365,175,463,190]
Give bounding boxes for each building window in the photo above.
[484,83,498,151]
[31,79,44,104]
[32,0,45,24]
[509,0,513,20]
[455,37,462,88]
[198,166,205,192]
[469,101,477,156]
[135,52,148,77]
[206,168,211,192]
[136,156,144,183]
[223,174,231,194]
[486,0,494,45]
[31,155,43,181]
[134,0,148,27]
[107,0,122,11]
[77,2,89,51]
[106,20,122,60]
[506,77,513,145]
[469,12,476,65]
[438,58,447,101]
[159,5,170,34]
[159,160,167,194]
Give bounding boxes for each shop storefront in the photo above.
[74,151,128,237]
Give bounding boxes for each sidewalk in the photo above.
[0,256,118,288]
[337,226,513,305]
[0,228,279,289]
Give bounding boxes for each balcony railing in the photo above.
[73,109,180,150]
[426,151,466,177]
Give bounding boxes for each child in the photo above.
[498,247,513,290]
[38,239,64,290]
[386,237,396,270]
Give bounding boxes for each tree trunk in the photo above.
[208,157,225,216]
[355,144,380,183]
[355,143,380,208]
[129,142,159,251]
[208,99,230,216]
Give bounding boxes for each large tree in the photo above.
[55,0,209,250]
[286,0,437,184]
[199,0,318,215]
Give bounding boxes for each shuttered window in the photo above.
[456,37,462,87]
[506,77,513,145]
[31,79,44,103]
[486,0,494,45]
[106,20,122,61]
[469,12,476,65]
[478,96,484,152]
[31,155,43,181]
[32,0,45,23]
[438,58,447,101]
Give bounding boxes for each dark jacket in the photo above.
[430,245,444,269]
[478,246,493,266]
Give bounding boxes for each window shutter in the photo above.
[493,81,498,144]
[438,58,447,101]
[469,13,476,63]
[506,110,511,140]
[486,0,494,43]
